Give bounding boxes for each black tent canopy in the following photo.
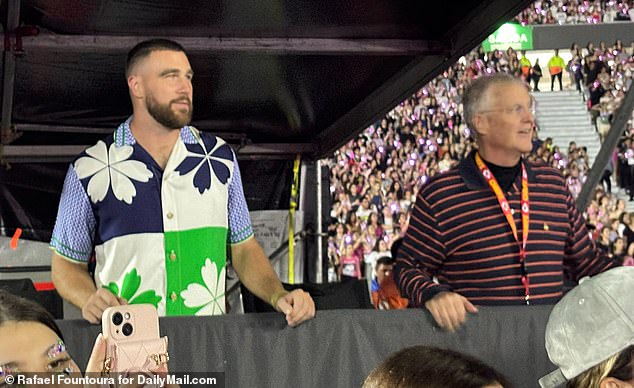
[1,0,530,162]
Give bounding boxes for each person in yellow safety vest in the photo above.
[519,50,532,83]
[548,49,566,91]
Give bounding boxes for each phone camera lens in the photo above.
[122,323,133,336]
[112,312,123,325]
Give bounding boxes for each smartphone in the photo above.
[101,304,168,373]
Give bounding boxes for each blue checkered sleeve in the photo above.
[50,165,96,262]
[228,152,254,244]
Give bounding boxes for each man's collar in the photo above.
[114,116,198,146]
[459,150,535,190]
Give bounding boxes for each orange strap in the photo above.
[475,153,531,303]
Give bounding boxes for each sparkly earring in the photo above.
[0,364,18,377]
[47,340,66,359]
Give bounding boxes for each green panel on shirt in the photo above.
[164,227,228,316]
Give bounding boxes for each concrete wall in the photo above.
[532,22,634,50]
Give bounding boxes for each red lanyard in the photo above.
[475,153,531,303]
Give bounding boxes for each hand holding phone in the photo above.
[101,304,169,374]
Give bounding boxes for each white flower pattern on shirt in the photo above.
[74,141,153,204]
[180,258,226,315]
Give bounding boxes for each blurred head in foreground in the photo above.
[363,345,511,388]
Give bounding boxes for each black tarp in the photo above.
[2,0,531,156]
[58,307,556,388]
[0,159,293,241]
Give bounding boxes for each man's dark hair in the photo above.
[0,289,65,341]
[126,39,187,77]
[376,256,394,269]
[363,345,512,388]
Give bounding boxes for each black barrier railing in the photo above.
[577,84,634,212]
[58,306,555,388]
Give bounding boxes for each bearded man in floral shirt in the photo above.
[50,39,315,326]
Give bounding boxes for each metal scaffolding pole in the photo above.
[577,85,634,212]
[316,159,324,283]
[0,33,448,55]
[1,0,20,144]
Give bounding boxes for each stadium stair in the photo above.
[533,90,599,165]
[534,90,633,210]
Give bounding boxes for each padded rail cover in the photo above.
[58,306,555,387]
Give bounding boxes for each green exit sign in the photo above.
[482,23,534,52]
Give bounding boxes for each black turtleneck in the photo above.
[475,154,522,193]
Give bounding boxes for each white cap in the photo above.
[539,266,634,388]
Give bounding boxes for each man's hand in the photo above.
[275,289,315,327]
[82,288,126,324]
[424,291,478,332]
[232,237,316,327]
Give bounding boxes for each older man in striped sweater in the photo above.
[394,73,615,332]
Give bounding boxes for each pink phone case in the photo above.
[106,337,169,373]
[101,304,169,374]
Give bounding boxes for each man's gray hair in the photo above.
[462,73,522,133]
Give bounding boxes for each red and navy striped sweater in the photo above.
[395,152,616,306]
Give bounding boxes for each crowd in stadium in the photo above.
[515,0,633,25]
[326,11,634,287]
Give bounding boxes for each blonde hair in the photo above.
[566,354,619,388]
[567,346,633,388]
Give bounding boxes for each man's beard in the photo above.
[145,93,193,129]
